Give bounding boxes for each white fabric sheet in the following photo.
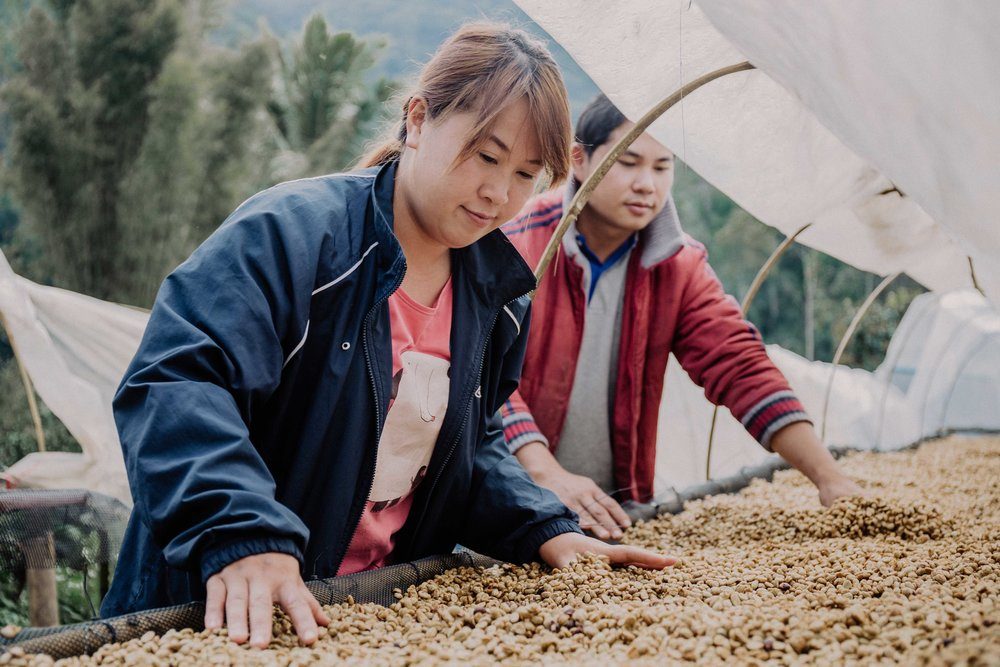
[3,248,998,502]
[514,0,1000,306]
[0,250,145,504]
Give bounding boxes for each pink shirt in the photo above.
[337,280,453,575]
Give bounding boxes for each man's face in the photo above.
[573,121,674,234]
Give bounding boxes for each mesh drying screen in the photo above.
[2,551,499,659]
[0,489,127,570]
[0,489,129,627]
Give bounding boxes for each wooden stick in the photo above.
[532,61,756,283]
[0,311,46,452]
[820,272,900,443]
[705,223,811,480]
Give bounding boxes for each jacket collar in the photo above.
[562,179,685,268]
[370,160,536,308]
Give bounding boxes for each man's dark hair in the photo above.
[575,94,628,157]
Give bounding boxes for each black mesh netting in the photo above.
[0,446,892,659]
[0,489,128,570]
[0,489,129,626]
[1,551,499,659]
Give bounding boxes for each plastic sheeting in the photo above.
[513,0,1000,308]
[882,290,1000,438]
[0,251,145,504]
[654,289,1000,500]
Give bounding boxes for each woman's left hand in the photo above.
[538,532,678,570]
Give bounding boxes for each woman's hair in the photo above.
[359,22,571,185]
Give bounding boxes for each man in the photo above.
[502,95,862,541]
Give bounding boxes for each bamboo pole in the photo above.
[704,223,811,480]
[519,60,759,479]
[739,225,812,314]
[968,256,985,297]
[819,272,900,443]
[533,61,756,283]
[0,311,46,452]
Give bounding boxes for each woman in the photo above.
[102,23,675,648]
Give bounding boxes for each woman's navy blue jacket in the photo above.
[101,162,580,616]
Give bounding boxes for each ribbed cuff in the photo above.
[514,518,583,564]
[759,413,812,450]
[740,390,812,451]
[507,431,550,454]
[503,412,550,454]
[200,537,304,584]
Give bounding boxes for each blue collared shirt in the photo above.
[576,232,638,302]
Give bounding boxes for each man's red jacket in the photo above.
[500,187,810,502]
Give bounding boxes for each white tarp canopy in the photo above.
[881,289,1000,438]
[655,289,1000,498]
[514,0,1000,308]
[4,2,1000,502]
[0,250,144,504]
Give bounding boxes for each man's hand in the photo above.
[539,532,677,569]
[515,442,631,540]
[817,475,865,508]
[204,552,329,648]
[770,421,866,507]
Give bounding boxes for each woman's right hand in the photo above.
[204,552,330,648]
[539,531,677,570]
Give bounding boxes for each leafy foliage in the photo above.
[265,14,395,179]
[2,0,181,302]
[674,163,925,370]
[219,0,601,117]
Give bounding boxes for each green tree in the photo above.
[1,0,280,306]
[266,14,394,178]
[1,4,397,475]
[674,162,925,372]
[116,35,275,302]
[1,0,181,302]
[0,1,32,82]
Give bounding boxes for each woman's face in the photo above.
[399,96,544,249]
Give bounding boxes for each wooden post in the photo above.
[25,532,60,627]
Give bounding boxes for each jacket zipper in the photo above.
[330,265,405,574]
[406,294,525,548]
